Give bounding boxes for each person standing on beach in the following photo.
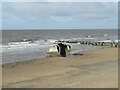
[58,43,67,57]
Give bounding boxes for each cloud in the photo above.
[0,3,1,18]
[2,2,118,29]
[2,0,119,2]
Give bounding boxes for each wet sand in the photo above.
[2,48,118,88]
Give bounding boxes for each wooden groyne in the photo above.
[57,40,119,48]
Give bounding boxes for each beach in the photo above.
[2,1,118,88]
[2,47,118,88]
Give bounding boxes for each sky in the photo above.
[2,1,118,30]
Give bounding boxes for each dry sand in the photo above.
[2,48,118,88]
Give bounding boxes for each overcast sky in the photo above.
[2,2,118,30]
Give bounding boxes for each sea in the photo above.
[1,29,118,64]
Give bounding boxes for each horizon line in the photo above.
[1,29,118,30]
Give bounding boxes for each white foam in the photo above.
[47,39,58,43]
[58,37,98,42]
[99,40,113,42]
[99,39,119,43]
[2,39,54,52]
[0,44,2,54]
[114,40,119,43]
[104,34,109,37]
[82,38,98,40]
